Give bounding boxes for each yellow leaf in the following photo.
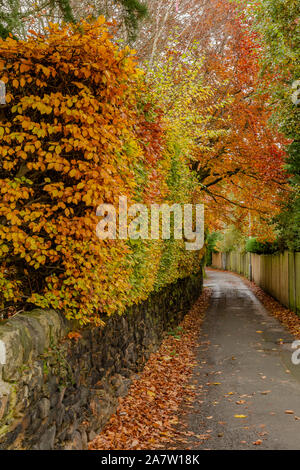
[20,63,30,73]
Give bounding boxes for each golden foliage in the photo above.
[0,19,201,324]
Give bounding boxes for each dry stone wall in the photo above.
[0,272,203,450]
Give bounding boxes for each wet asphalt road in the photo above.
[182,269,300,450]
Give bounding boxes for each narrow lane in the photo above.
[182,269,300,449]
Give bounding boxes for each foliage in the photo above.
[205,231,222,265]
[0,0,76,39]
[215,226,246,253]
[0,0,147,41]
[0,2,295,323]
[0,18,201,323]
[247,0,299,139]
[133,0,240,66]
[245,237,278,255]
[274,192,300,252]
[118,0,148,42]
[275,140,300,251]
[148,8,289,241]
[148,52,222,152]
[55,0,76,23]
[71,0,148,43]
[195,11,289,238]
[246,0,300,250]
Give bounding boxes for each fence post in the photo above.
[222,252,226,270]
[249,252,252,281]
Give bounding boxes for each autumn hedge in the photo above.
[0,19,202,324]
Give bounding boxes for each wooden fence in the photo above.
[211,251,300,314]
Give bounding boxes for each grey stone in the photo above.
[80,429,88,450]
[88,430,97,442]
[0,326,24,381]
[39,425,56,450]
[0,394,9,420]
[38,398,50,419]
[116,378,131,398]
[67,431,82,450]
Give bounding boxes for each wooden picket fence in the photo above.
[211,251,300,314]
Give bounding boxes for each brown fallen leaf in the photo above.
[153,421,163,428]
[194,434,211,440]
[162,356,172,361]
[147,390,156,398]
[285,410,294,414]
[253,440,262,445]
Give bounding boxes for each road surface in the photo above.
[180,269,300,450]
